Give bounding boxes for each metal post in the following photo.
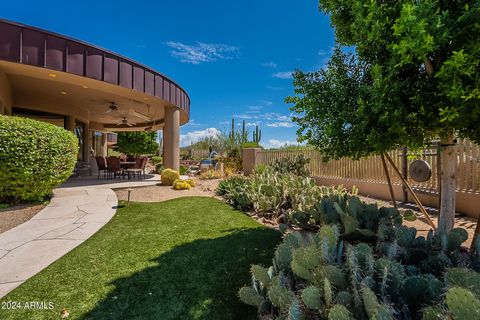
[381,154,398,209]
[401,147,408,202]
[385,153,436,229]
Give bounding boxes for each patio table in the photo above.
[120,161,136,168]
[119,161,137,180]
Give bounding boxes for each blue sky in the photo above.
[2,0,335,148]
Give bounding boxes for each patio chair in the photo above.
[106,156,123,179]
[125,157,148,180]
[95,156,108,179]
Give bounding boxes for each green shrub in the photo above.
[179,165,188,175]
[241,141,261,148]
[0,115,78,203]
[151,156,162,166]
[150,156,163,173]
[218,156,243,173]
[161,168,180,186]
[270,154,310,176]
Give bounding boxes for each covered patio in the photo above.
[0,19,190,172]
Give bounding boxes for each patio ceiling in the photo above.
[1,60,188,131]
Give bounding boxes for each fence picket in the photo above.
[254,139,479,195]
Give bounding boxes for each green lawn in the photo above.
[1,197,281,320]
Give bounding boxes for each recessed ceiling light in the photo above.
[48,73,57,78]
[60,91,67,95]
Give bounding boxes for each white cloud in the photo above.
[262,139,301,149]
[273,71,293,79]
[261,61,277,68]
[266,85,283,91]
[247,105,263,111]
[180,128,220,147]
[318,49,328,56]
[266,121,295,128]
[234,112,291,122]
[184,119,201,127]
[166,41,240,64]
[259,100,273,106]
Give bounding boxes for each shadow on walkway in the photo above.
[81,227,281,320]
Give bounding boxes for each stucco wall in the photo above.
[242,148,262,175]
[314,176,480,219]
[0,71,12,115]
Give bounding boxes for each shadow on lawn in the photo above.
[81,227,281,320]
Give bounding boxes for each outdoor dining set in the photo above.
[95,156,148,180]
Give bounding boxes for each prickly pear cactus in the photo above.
[372,304,394,320]
[395,225,417,248]
[268,277,295,311]
[291,244,322,281]
[361,286,380,318]
[374,258,405,299]
[274,243,294,271]
[301,286,323,310]
[421,306,447,320]
[238,286,264,307]
[314,265,348,290]
[445,287,480,320]
[446,228,469,251]
[251,265,272,288]
[288,298,305,320]
[446,268,480,298]
[328,304,352,320]
[324,278,333,307]
[355,243,374,275]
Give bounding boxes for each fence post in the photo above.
[242,148,261,175]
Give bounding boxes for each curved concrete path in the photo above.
[0,176,159,298]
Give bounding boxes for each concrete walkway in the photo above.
[0,175,160,298]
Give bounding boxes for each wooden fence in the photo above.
[187,149,211,159]
[257,139,480,195]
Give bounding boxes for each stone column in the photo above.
[4,104,12,115]
[83,122,91,164]
[163,106,180,171]
[101,133,108,157]
[65,116,75,132]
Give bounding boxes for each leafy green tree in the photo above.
[116,131,159,156]
[288,1,480,232]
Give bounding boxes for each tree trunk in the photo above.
[438,134,456,232]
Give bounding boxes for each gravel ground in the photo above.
[0,203,46,234]
[360,196,477,247]
[115,178,221,203]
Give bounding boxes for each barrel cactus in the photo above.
[172,179,191,190]
[161,168,180,186]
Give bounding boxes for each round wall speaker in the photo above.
[409,160,432,182]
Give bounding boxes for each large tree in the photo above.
[116,131,159,156]
[288,1,480,232]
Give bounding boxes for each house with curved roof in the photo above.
[0,19,189,171]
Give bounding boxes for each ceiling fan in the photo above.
[116,117,136,127]
[106,102,118,114]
